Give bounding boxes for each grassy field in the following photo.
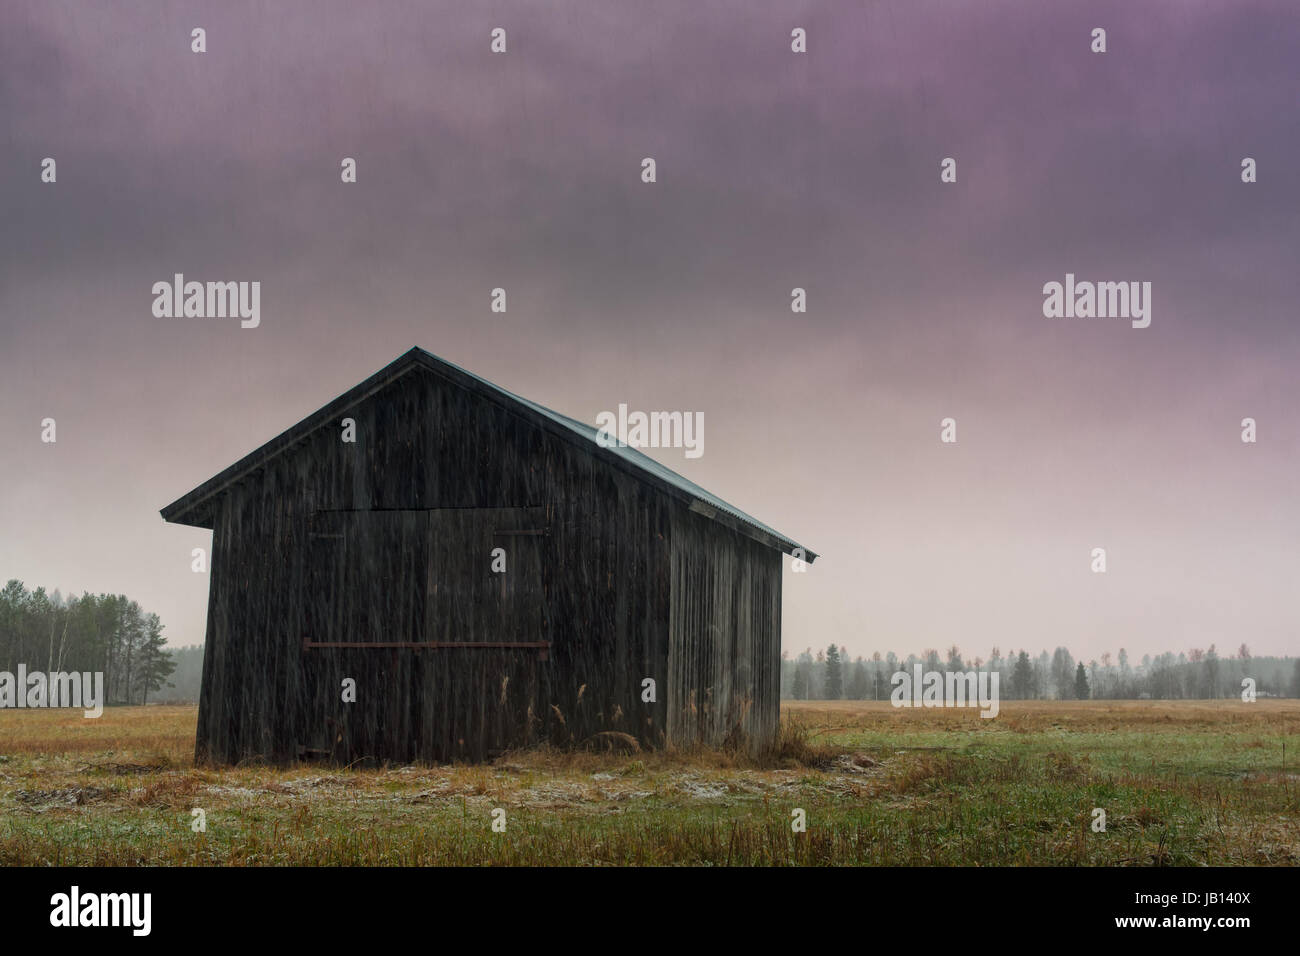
[1,700,1297,865]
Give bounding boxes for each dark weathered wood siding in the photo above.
[666,507,782,753]
[191,362,782,765]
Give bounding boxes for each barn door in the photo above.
[424,506,548,645]
[306,510,428,644]
[303,510,428,761]
[423,506,550,759]
[303,506,549,761]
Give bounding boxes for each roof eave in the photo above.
[160,347,818,561]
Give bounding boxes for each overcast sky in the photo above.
[2,0,1297,663]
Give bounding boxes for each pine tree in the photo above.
[824,644,843,699]
[1074,662,1090,700]
[1012,651,1033,699]
[792,649,813,700]
[792,665,808,700]
[137,613,176,705]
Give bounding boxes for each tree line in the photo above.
[783,643,1300,701]
[0,580,177,705]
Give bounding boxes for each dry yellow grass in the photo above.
[0,704,193,758]
[785,698,1300,733]
[1,700,1296,865]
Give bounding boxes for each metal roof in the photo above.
[161,347,817,562]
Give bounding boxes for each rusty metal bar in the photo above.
[302,637,551,659]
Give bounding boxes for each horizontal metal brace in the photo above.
[302,637,551,659]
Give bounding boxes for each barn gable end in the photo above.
[162,348,814,764]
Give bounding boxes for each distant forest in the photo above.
[782,644,1300,701]
[7,578,1298,706]
[0,580,181,704]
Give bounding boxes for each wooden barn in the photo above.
[161,347,816,765]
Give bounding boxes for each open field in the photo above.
[1,700,1297,865]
